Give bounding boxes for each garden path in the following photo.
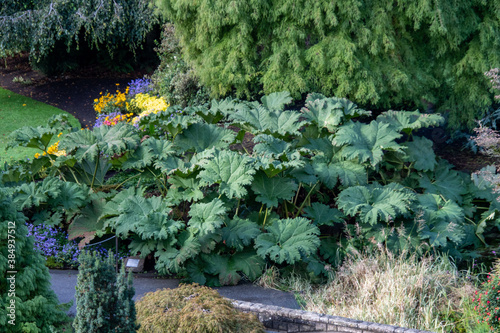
[49,269,300,316]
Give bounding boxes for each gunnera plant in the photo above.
[135,283,265,333]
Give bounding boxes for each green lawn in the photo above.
[0,87,81,163]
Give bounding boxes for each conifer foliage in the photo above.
[156,0,500,128]
[73,251,138,333]
[0,188,68,332]
[0,0,156,61]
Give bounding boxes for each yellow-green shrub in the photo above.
[136,283,265,333]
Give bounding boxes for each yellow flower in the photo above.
[34,153,40,159]
[23,104,26,106]
[57,132,63,138]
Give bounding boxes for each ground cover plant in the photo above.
[0,87,80,163]
[4,91,500,291]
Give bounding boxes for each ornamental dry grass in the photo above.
[280,250,477,332]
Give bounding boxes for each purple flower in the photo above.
[128,78,153,97]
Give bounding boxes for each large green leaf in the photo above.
[198,150,256,199]
[203,250,265,285]
[13,177,60,210]
[419,160,467,203]
[403,136,437,171]
[302,97,370,132]
[221,217,261,251]
[376,110,444,134]
[255,217,320,265]
[337,183,416,225]
[156,230,201,273]
[229,104,306,136]
[188,198,228,235]
[312,158,367,188]
[251,172,298,208]
[114,195,173,237]
[60,122,140,160]
[121,138,175,170]
[417,194,466,248]
[174,123,235,153]
[253,134,305,176]
[334,120,403,167]
[261,91,293,111]
[166,175,204,204]
[7,126,55,151]
[49,181,90,215]
[303,202,344,226]
[68,197,107,248]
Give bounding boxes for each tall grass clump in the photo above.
[265,249,485,332]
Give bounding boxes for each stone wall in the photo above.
[231,300,435,333]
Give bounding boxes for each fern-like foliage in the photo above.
[255,217,320,265]
[337,183,416,225]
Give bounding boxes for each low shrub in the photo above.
[135,283,265,333]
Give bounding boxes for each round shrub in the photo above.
[135,283,265,333]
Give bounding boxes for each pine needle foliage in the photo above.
[155,0,500,129]
[0,188,69,333]
[73,251,138,333]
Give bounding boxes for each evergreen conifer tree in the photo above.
[156,0,500,129]
[0,188,68,333]
[73,251,138,333]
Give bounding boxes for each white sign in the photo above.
[126,259,140,268]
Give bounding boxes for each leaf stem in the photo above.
[294,182,318,218]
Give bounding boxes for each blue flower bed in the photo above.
[27,223,129,268]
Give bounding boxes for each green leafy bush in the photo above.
[73,251,138,333]
[155,0,500,129]
[136,283,265,333]
[5,92,500,286]
[151,23,210,107]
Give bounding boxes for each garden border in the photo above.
[230,300,435,333]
